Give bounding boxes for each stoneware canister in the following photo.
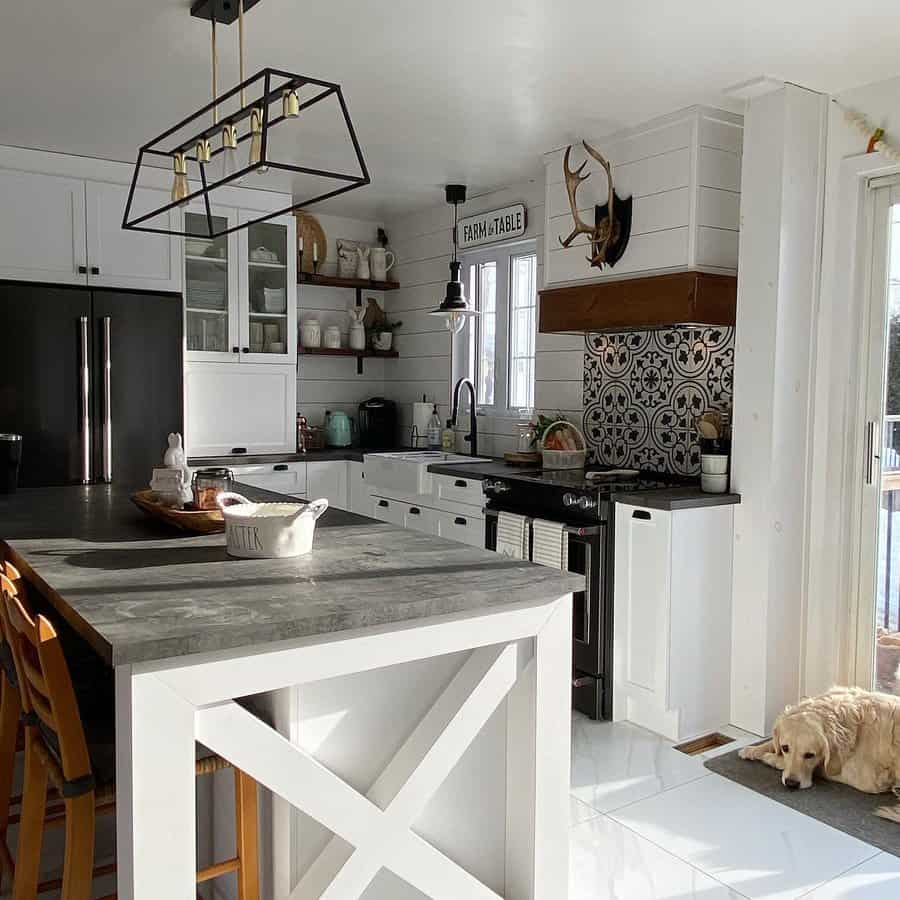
[324,325,342,349]
[217,493,329,558]
[301,318,321,348]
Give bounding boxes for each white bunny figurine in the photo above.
[163,433,193,505]
[355,246,371,280]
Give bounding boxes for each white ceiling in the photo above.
[2,0,899,221]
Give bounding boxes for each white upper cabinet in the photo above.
[0,170,87,285]
[85,181,181,293]
[543,106,743,288]
[184,207,296,366]
[0,166,182,291]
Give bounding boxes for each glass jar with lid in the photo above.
[192,467,234,510]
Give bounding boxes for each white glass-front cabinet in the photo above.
[184,206,296,366]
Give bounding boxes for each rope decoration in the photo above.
[837,102,900,163]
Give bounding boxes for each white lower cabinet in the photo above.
[230,462,306,498]
[347,461,375,516]
[185,363,296,457]
[434,509,484,548]
[307,461,348,510]
[613,502,734,741]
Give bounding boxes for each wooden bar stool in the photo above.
[0,571,261,899]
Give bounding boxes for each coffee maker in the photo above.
[357,397,397,449]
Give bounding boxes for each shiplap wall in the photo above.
[384,180,585,456]
[544,106,743,287]
[296,212,386,426]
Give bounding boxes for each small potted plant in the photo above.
[369,319,402,352]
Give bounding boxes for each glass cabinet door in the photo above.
[184,209,238,360]
[240,214,296,363]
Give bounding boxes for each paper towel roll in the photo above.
[412,401,433,447]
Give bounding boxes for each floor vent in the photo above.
[673,732,734,756]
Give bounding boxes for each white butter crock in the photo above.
[217,492,328,558]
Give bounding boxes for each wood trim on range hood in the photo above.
[538,271,736,333]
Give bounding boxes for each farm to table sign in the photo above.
[458,204,527,249]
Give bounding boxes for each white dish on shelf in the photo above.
[250,247,279,263]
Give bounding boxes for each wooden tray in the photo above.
[504,451,541,467]
[130,490,224,534]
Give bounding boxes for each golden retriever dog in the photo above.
[738,686,900,822]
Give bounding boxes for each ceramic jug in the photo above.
[370,247,396,282]
[355,246,371,280]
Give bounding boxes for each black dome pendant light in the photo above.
[428,185,479,335]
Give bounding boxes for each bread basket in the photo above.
[216,492,328,558]
[539,420,587,470]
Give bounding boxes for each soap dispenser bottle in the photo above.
[442,419,455,451]
[427,404,442,450]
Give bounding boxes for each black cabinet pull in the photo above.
[232,346,240,353]
[454,479,467,488]
[632,510,651,520]
[454,517,467,525]
[377,499,388,508]
[409,507,420,515]
[90,266,100,275]
[274,464,288,472]
[241,346,250,353]
[231,447,247,454]
[77,265,87,274]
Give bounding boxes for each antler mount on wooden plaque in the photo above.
[558,140,632,269]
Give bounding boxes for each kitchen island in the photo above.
[1,484,581,900]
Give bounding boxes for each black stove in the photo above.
[482,466,693,721]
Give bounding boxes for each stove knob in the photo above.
[577,495,597,511]
[494,481,510,494]
[563,493,578,507]
[483,480,495,491]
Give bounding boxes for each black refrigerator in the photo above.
[0,282,183,489]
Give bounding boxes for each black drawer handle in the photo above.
[409,507,421,515]
[274,464,288,471]
[632,510,651,520]
[90,265,100,275]
[242,346,250,353]
[454,517,467,525]
[377,500,388,508]
[231,447,247,454]
[454,479,467,488]
[232,346,240,353]
[77,265,87,274]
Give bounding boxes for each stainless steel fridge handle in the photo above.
[101,317,112,483]
[79,316,91,484]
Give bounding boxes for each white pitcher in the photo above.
[370,247,396,282]
[355,246,371,280]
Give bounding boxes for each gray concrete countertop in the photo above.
[1,484,581,668]
[427,460,520,480]
[615,488,741,510]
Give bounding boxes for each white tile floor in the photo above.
[569,712,900,899]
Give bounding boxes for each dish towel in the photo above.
[496,512,529,559]
[531,518,569,570]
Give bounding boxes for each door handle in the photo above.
[232,346,240,353]
[632,510,651,520]
[231,447,247,454]
[377,500,388,508]
[90,265,100,276]
[101,317,112,483]
[241,346,250,353]
[866,420,881,485]
[409,507,421,515]
[77,265,88,275]
[79,316,91,483]
[454,479,467,488]
[454,516,467,525]
[274,464,288,472]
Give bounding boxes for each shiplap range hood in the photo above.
[540,106,742,332]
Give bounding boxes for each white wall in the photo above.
[805,76,900,695]
[384,179,584,455]
[296,213,386,427]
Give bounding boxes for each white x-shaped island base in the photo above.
[116,596,572,899]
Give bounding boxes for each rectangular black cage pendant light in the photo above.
[122,0,369,239]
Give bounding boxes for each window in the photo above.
[465,242,537,414]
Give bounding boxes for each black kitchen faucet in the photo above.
[451,377,478,457]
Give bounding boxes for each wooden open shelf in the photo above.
[298,273,400,291]
[298,345,398,374]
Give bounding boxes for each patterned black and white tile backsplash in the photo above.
[582,327,734,475]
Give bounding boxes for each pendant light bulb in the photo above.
[195,138,212,165]
[249,107,268,173]
[171,152,189,205]
[283,88,300,118]
[445,311,468,335]
[221,123,242,183]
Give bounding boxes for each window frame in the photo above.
[462,238,537,418]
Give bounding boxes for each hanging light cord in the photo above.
[452,200,459,264]
[211,13,218,125]
[238,0,245,107]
